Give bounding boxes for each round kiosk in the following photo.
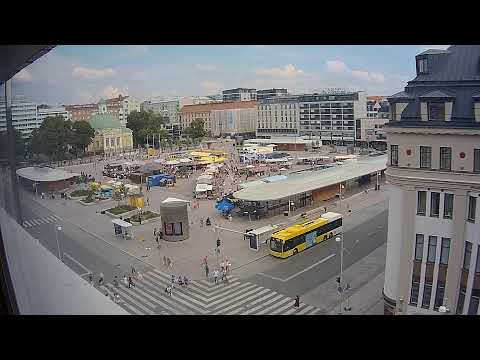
[160,197,190,241]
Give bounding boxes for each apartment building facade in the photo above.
[367,96,390,119]
[355,117,389,149]
[256,95,299,137]
[37,106,69,123]
[65,103,98,123]
[222,88,257,102]
[211,101,257,137]
[104,95,140,127]
[298,91,367,144]
[383,45,480,315]
[257,88,288,101]
[0,97,39,138]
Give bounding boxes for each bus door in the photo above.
[306,232,315,248]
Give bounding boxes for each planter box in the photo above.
[104,208,139,219]
[128,216,161,226]
[79,199,98,206]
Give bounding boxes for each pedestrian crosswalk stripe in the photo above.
[37,218,47,224]
[135,280,191,315]
[46,215,58,222]
[215,288,270,315]
[296,305,314,315]
[207,283,253,306]
[23,220,32,227]
[105,284,155,315]
[270,300,296,315]
[212,286,266,313]
[121,301,144,315]
[142,272,210,306]
[245,291,278,309]
[141,275,208,314]
[51,214,62,220]
[240,294,284,315]
[257,297,292,315]
[283,306,300,315]
[225,307,245,315]
[309,308,322,315]
[145,272,211,304]
[205,280,242,297]
[117,283,157,309]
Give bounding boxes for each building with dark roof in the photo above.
[383,45,480,315]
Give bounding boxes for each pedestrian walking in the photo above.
[154,227,157,237]
[294,295,300,308]
[166,257,171,268]
[88,273,94,285]
[131,266,136,276]
[165,285,172,296]
[163,255,167,267]
[205,263,209,279]
[113,276,119,288]
[155,235,160,247]
[122,275,128,287]
[222,268,228,282]
[128,276,134,288]
[113,292,120,303]
[200,218,204,227]
[213,269,219,285]
[98,272,104,286]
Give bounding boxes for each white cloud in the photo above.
[195,64,217,72]
[257,64,304,78]
[326,60,386,83]
[325,60,349,73]
[130,71,148,81]
[200,81,222,94]
[72,66,116,80]
[128,45,150,54]
[14,69,33,82]
[101,85,120,99]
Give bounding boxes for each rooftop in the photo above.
[16,167,80,182]
[179,101,256,113]
[89,113,122,129]
[233,156,387,202]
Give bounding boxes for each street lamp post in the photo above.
[336,235,344,314]
[55,225,63,262]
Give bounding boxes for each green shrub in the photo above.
[107,205,137,215]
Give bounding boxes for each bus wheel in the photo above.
[293,249,298,255]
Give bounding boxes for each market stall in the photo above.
[112,218,133,240]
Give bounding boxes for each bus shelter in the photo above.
[112,218,133,240]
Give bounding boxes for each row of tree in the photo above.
[28,116,95,160]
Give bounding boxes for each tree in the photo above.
[0,129,25,159]
[27,116,74,160]
[71,121,95,156]
[158,128,170,150]
[184,118,206,144]
[126,110,166,147]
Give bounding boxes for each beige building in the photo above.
[383,45,480,315]
[86,113,133,155]
[256,95,299,137]
[65,103,98,123]
[178,101,256,135]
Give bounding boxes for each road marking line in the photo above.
[146,271,212,301]
[207,283,257,308]
[51,214,62,221]
[105,284,155,315]
[270,300,296,315]
[226,307,245,315]
[245,291,278,308]
[112,284,156,309]
[309,308,322,315]
[45,215,58,222]
[206,281,242,297]
[63,252,91,274]
[144,272,211,304]
[23,220,32,227]
[126,281,183,315]
[31,219,41,225]
[134,282,185,315]
[215,288,270,314]
[257,297,291,315]
[259,253,336,283]
[120,301,144,315]
[212,287,266,313]
[205,283,251,305]
[283,306,302,315]
[296,305,315,315]
[141,275,208,314]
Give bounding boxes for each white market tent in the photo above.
[16,167,80,182]
[195,184,213,193]
[162,197,190,204]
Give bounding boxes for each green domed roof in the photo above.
[90,113,122,129]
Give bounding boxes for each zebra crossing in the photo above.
[95,268,324,315]
[22,214,62,228]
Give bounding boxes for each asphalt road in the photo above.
[247,202,388,298]
[18,190,152,285]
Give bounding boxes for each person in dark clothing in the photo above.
[128,276,134,288]
[294,295,300,308]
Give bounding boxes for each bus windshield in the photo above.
[270,237,283,252]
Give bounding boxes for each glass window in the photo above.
[434,281,445,310]
[476,245,480,273]
[418,58,428,74]
[457,288,466,314]
[468,289,479,315]
[427,236,437,263]
[474,149,480,173]
[468,196,476,222]
[428,103,445,121]
[440,147,451,170]
[415,234,424,261]
[463,241,472,270]
[417,191,427,215]
[173,222,183,236]
[420,146,431,169]
[430,192,440,217]
[422,278,433,308]
[390,145,398,166]
[439,238,450,265]
[409,275,420,305]
[443,193,454,219]
[270,238,283,252]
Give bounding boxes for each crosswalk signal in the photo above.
[217,239,221,247]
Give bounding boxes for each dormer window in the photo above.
[428,102,445,121]
[417,58,428,74]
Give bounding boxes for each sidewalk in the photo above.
[24,171,389,282]
[301,243,386,315]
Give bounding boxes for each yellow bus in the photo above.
[270,212,343,258]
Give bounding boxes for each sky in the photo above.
[11,45,449,105]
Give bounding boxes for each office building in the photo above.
[383,45,480,315]
[222,88,257,102]
[256,95,299,137]
[0,96,39,138]
[298,90,367,144]
[355,117,389,150]
[367,96,390,119]
[211,101,257,137]
[257,88,288,101]
[37,106,69,123]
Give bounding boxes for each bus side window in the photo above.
[284,240,294,251]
